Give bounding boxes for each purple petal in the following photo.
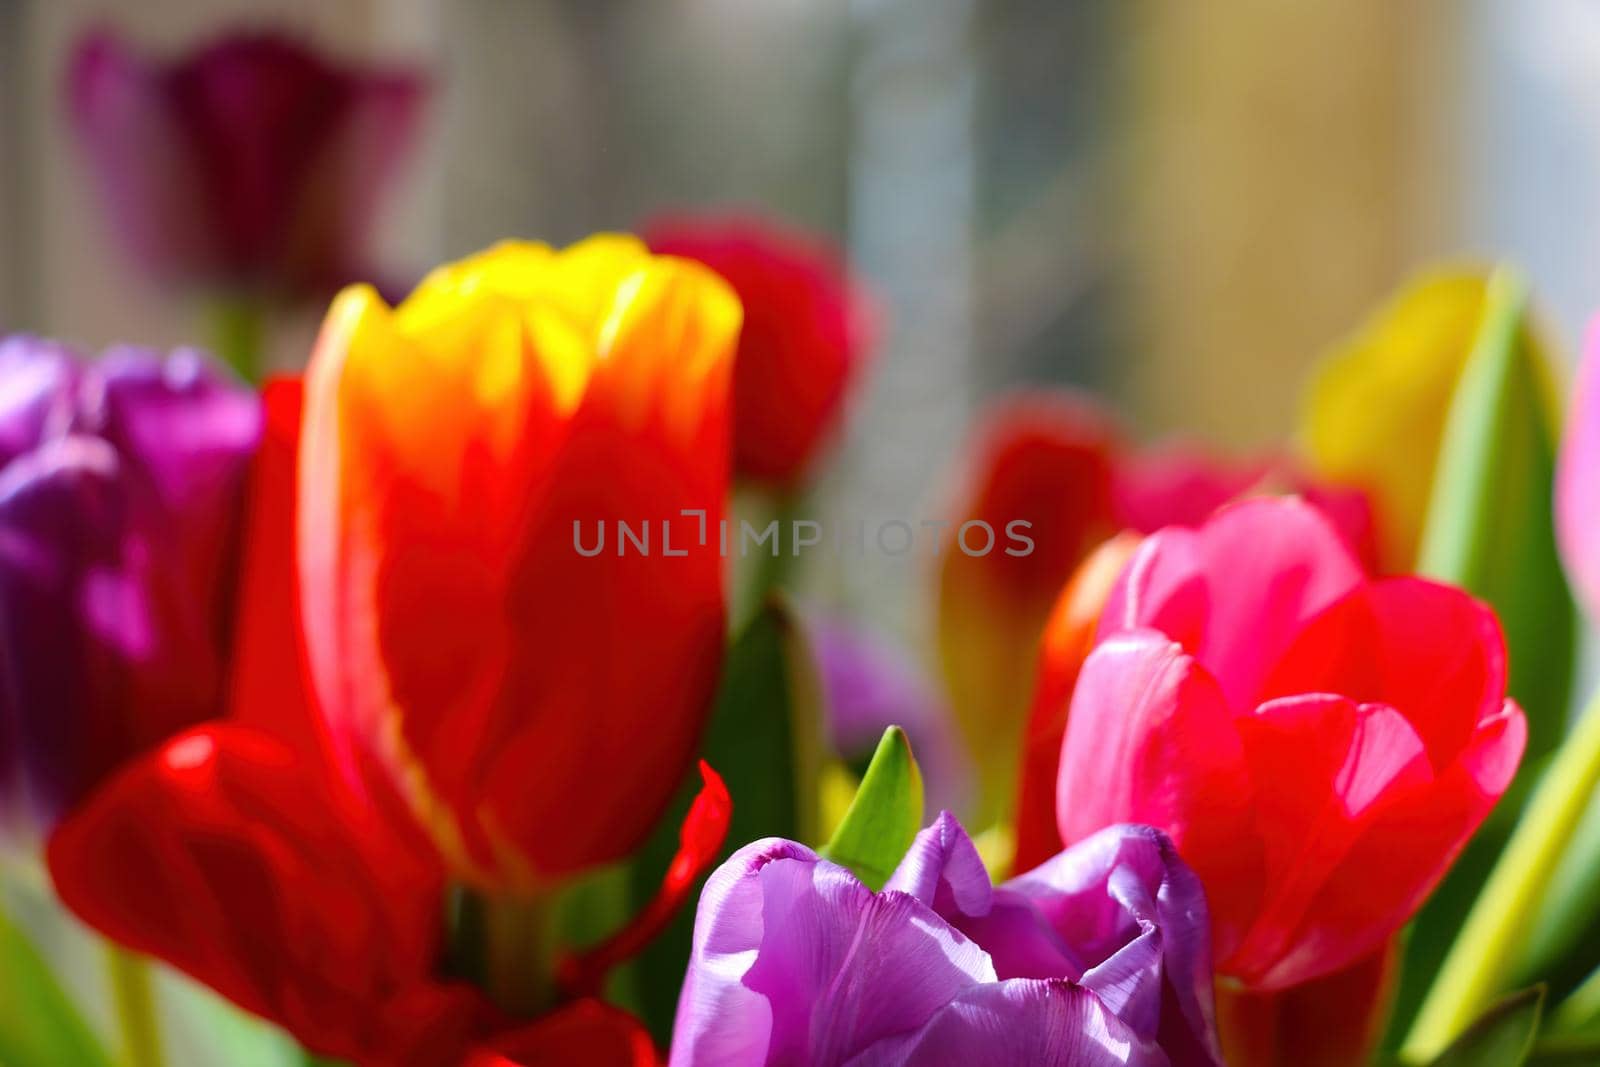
[0,342,260,830]
[806,613,969,810]
[671,838,994,1067]
[0,337,78,468]
[852,979,1168,1067]
[0,436,132,825]
[1001,826,1222,1067]
[1558,316,1600,622]
[882,810,993,916]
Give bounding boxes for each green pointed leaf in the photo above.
[624,600,824,1042]
[0,901,113,1067]
[819,727,924,890]
[1391,267,1577,1043]
[1427,987,1543,1066]
[1417,267,1574,760]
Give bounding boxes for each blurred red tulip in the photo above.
[939,391,1378,827]
[298,237,740,890]
[646,213,876,489]
[67,28,426,301]
[48,724,490,1067]
[1054,498,1525,990]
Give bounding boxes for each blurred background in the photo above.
[3,0,1600,640]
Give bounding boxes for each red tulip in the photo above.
[298,237,740,890]
[645,213,876,489]
[1053,498,1525,990]
[48,723,729,1065]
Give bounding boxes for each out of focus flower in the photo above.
[1054,498,1525,992]
[936,391,1368,825]
[0,337,259,831]
[1557,316,1600,622]
[298,236,740,890]
[804,612,968,812]
[670,814,1222,1066]
[1300,270,1492,569]
[50,722,719,1065]
[67,28,426,303]
[646,214,876,490]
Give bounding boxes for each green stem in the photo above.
[105,944,163,1067]
[480,892,558,1019]
[205,293,268,382]
[1404,690,1600,1060]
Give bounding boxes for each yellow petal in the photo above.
[1300,269,1490,568]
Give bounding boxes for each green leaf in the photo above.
[0,901,113,1067]
[623,600,824,1043]
[1404,691,1600,1060]
[1427,987,1543,1066]
[819,727,925,890]
[1391,267,1577,1043]
[1416,267,1574,761]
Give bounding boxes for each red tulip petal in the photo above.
[1251,700,1525,991]
[1229,698,1431,987]
[1260,577,1507,770]
[1056,632,1259,959]
[560,762,732,996]
[1103,498,1364,709]
[47,724,478,1063]
[227,376,326,757]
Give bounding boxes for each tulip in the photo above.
[645,214,876,489]
[49,722,729,1066]
[670,813,1223,1066]
[1556,316,1600,622]
[66,28,426,306]
[1054,497,1526,992]
[0,337,260,832]
[298,236,741,890]
[936,391,1365,826]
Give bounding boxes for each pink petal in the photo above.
[1102,498,1365,708]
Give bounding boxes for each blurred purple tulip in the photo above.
[0,337,260,832]
[66,28,426,302]
[1558,317,1600,622]
[670,814,1223,1067]
[805,613,969,811]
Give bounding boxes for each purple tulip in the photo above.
[670,814,1223,1066]
[0,337,260,832]
[805,613,969,811]
[1558,317,1600,622]
[66,28,426,301]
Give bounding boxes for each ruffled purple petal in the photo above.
[671,837,994,1067]
[1002,826,1221,1067]
[851,979,1168,1067]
